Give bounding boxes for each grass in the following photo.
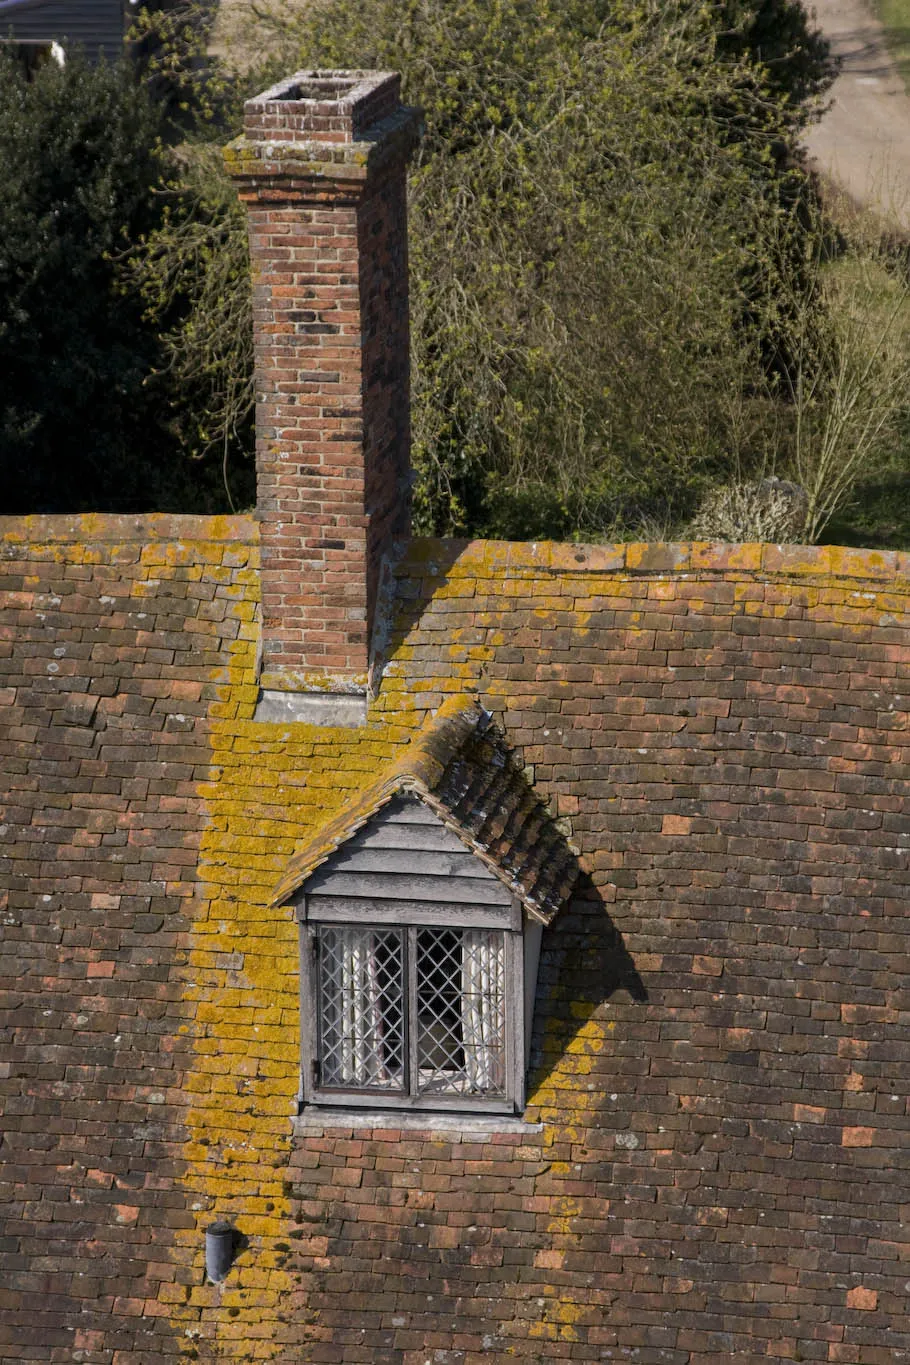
[825,467,910,549]
[876,0,910,91]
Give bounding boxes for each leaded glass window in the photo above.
[312,923,508,1101]
[300,906,526,1108]
[417,928,506,1095]
[317,925,405,1089]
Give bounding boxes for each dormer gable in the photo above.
[276,697,580,1115]
[302,793,516,918]
[272,694,579,925]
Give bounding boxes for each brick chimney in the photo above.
[225,72,421,724]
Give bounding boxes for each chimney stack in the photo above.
[226,72,421,724]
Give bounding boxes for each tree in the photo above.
[717,0,833,110]
[134,0,839,536]
[126,143,255,511]
[782,229,910,543]
[3,0,858,534]
[0,51,164,510]
[248,0,831,536]
[0,42,254,514]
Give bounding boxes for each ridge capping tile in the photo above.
[0,513,257,545]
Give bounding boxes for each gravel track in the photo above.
[803,0,910,228]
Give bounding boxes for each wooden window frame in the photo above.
[296,895,527,1116]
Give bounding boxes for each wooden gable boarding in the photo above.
[299,794,518,924]
[1,0,123,61]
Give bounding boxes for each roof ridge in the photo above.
[400,537,910,584]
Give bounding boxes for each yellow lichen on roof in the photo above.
[270,693,480,903]
[7,517,908,1359]
[178,547,429,1359]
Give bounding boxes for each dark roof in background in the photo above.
[0,0,123,60]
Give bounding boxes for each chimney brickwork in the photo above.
[225,73,420,709]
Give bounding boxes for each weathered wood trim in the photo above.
[349,822,470,854]
[295,1109,540,1133]
[298,909,527,1116]
[299,899,315,1104]
[304,896,517,929]
[522,917,543,1068]
[380,798,441,824]
[303,1089,517,1115]
[406,926,419,1104]
[508,900,526,1110]
[304,869,512,905]
[324,845,500,880]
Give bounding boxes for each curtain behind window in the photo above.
[461,929,506,1093]
[320,925,403,1088]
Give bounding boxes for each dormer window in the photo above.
[273,698,578,1118]
[301,907,523,1111]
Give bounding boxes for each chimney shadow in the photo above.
[374,538,476,685]
[526,871,647,1101]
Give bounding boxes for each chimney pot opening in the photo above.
[281,78,355,103]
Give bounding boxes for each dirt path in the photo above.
[803,0,910,228]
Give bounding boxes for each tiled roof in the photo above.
[272,693,579,923]
[0,513,259,1363]
[3,521,910,1362]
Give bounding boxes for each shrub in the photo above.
[689,478,808,542]
[141,0,832,535]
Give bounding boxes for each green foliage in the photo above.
[0,29,261,513]
[131,0,908,546]
[2,0,902,543]
[252,0,824,536]
[0,50,172,510]
[874,0,910,94]
[685,213,910,546]
[126,143,254,510]
[0,43,254,513]
[825,466,910,548]
[717,0,833,109]
[127,0,249,134]
[781,230,910,542]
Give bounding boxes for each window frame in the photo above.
[296,895,527,1115]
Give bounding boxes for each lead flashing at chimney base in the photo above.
[225,71,421,726]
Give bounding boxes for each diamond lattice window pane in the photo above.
[318,926,404,1089]
[416,927,506,1096]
